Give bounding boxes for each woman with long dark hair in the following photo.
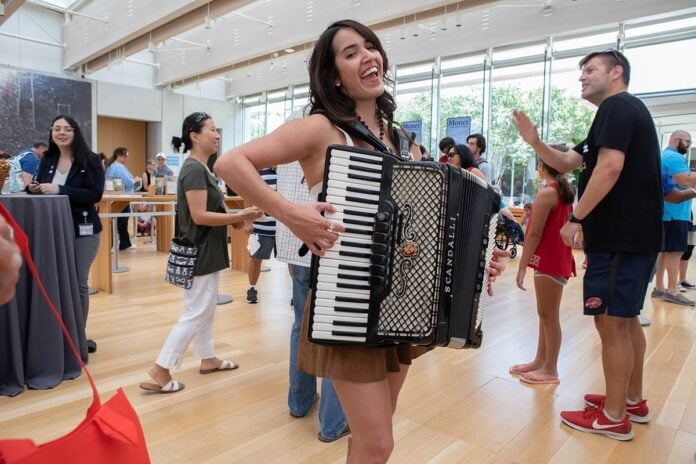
[447,143,487,180]
[214,20,507,463]
[29,115,104,355]
[139,112,262,394]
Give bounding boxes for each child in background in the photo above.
[511,159,576,384]
[522,202,532,228]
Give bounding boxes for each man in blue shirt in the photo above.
[653,130,695,306]
[155,153,174,177]
[15,141,47,185]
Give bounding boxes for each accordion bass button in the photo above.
[374,222,390,233]
[370,264,386,275]
[375,212,390,222]
[374,232,388,243]
[372,243,388,254]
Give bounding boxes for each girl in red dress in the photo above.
[511,159,576,384]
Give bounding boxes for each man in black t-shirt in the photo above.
[513,50,661,441]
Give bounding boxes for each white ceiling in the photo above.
[50,0,696,98]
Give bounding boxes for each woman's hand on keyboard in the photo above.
[284,202,346,256]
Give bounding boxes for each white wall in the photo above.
[0,4,63,74]
[96,81,162,121]
[88,50,158,90]
[160,90,238,156]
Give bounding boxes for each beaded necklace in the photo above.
[357,109,385,141]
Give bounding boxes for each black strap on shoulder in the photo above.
[313,109,412,158]
[340,121,391,155]
[339,121,413,159]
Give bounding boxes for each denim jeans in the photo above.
[288,264,346,438]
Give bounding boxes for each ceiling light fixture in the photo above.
[284,48,295,54]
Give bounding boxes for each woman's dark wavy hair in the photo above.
[46,115,98,187]
[171,112,211,153]
[107,146,128,167]
[538,158,575,204]
[451,144,476,170]
[308,19,397,135]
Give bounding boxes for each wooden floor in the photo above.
[2,238,696,463]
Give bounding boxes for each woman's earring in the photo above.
[335,81,341,87]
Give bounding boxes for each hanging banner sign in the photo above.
[402,120,423,144]
[446,116,472,143]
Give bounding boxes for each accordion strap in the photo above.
[0,203,102,413]
[339,121,413,159]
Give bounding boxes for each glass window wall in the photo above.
[490,61,545,204]
[242,94,266,143]
[237,11,696,198]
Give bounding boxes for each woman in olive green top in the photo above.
[140,112,262,393]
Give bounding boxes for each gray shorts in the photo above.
[251,234,275,260]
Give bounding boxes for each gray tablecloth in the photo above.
[0,194,86,397]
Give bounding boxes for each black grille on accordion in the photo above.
[308,144,500,349]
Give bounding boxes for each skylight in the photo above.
[38,0,79,9]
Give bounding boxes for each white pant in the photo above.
[156,271,220,370]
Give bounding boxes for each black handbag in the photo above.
[164,210,211,289]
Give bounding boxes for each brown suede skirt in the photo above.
[297,291,432,383]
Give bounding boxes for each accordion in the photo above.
[308,144,500,349]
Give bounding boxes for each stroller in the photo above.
[494,216,524,259]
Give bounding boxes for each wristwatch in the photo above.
[568,213,583,224]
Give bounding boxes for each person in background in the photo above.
[438,136,455,163]
[142,159,156,191]
[679,213,696,290]
[499,202,525,244]
[0,213,22,305]
[28,115,104,355]
[512,159,576,384]
[15,141,48,185]
[155,153,174,177]
[105,147,138,251]
[214,20,507,463]
[245,166,277,304]
[140,112,262,394]
[447,143,486,181]
[275,161,348,442]
[651,130,695,306]
[522,202,532,228]
[513,49,661,441]
[466,133,491,181]
[97,152,107,170]
[418,144,432,161]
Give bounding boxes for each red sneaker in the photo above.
[560,406,634,441]
[584,393,650,423]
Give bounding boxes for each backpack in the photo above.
[8,152,29,193]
